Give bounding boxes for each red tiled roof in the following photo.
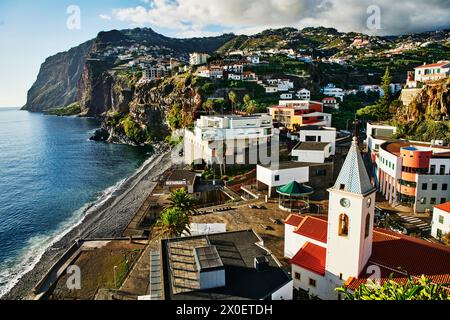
[346,229,450,290]
[285,214,305,227]
[294,216,328,243]
[287,215,450,289]
[290,242,326,276]
[415,61,450,69]
[435,202,450,214]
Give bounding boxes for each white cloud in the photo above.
[111,0,450,37]
[99,14,112,21]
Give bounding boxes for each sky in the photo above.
[0,0,449,107]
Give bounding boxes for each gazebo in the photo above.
[277,181,314,212]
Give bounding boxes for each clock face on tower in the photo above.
[340,198,351,208]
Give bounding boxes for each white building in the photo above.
[432,203,450,241]
[291,142,332,164]
[223,64,244,74]
[296,126,337,156]
[414,61,450,83]
[265,86,279,94]
[365,122,397,152]
[189,52,210,66]
[257,162,310,197]
[321,84,344,101]
[359,85,385,97]
[184,114,273,165]
[285,138,450,300]
[296,89,311,101]
[247,56,261,64]
[280,93,294,100]
[228,74,242,81]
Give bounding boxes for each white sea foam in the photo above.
[0,152,160,298]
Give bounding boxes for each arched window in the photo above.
[365,214,371,239]
[338,214,349,237]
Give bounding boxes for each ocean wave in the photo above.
[0,153,158,298]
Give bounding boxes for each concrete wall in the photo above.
[299,130,336,155]
[415,175,450,213]
[432,207,450,239]
[257,165,309,196]
[270,280,294,300]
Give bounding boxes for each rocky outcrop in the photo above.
[22,40,93,112]
[100,74,204,146]
[397,77,450,122]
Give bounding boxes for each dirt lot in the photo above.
[48,240,146,300]
[191,201,295,266]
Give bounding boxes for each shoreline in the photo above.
[2,147,174,300]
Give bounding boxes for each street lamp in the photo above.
[113,266,118,290]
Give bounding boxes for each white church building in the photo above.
[284,138,450,300]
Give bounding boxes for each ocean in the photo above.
[0,108,150,297]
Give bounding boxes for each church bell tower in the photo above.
[326,137,376,281]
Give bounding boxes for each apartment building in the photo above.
[184,114,274,165]
[268,101,332,131]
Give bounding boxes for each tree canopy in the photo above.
[337,275,450,300]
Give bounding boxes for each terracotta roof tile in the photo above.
[290,242,326,276]
[294,216,328,243]
[435,202,450,213]
[284,214,305,227]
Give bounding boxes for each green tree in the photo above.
[157,207,191,238]
[357,67,394,121]
[203,99,215,115]
[229,90,239,114]
[246,100,257,115]
[337,275,450,300]
[166,188,197,216]
[378,66,392,117]
[243,94,252,108]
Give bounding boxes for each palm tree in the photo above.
[246,100,257,115]
[228,90,238,114]
[157,207,191,238]
[166,188,197,216]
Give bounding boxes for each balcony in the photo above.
[401,171,417,183]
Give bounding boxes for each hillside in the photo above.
[22,28,235,112]
[23,40,93,112]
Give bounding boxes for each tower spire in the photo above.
[333,136,374,195]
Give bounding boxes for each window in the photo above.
[441,198,446,205]
[309,278,317,288]
[437,229,443,240]
[339,214,349,237]
[365,214,371,239]
[422,183,428,190]
[316,169,327,177]
[420,198,427,204]
[443,184,448,191]
[430,165,436,174]
[439,215,445,224]
[431,198,437,205]
[432,184,438,191]
[275,175,280,182]
[440,165,446,175]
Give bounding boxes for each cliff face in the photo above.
[22,40,93,112]
[98,74,203,146]
[397,77,450,122]
[23,28,235,114]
